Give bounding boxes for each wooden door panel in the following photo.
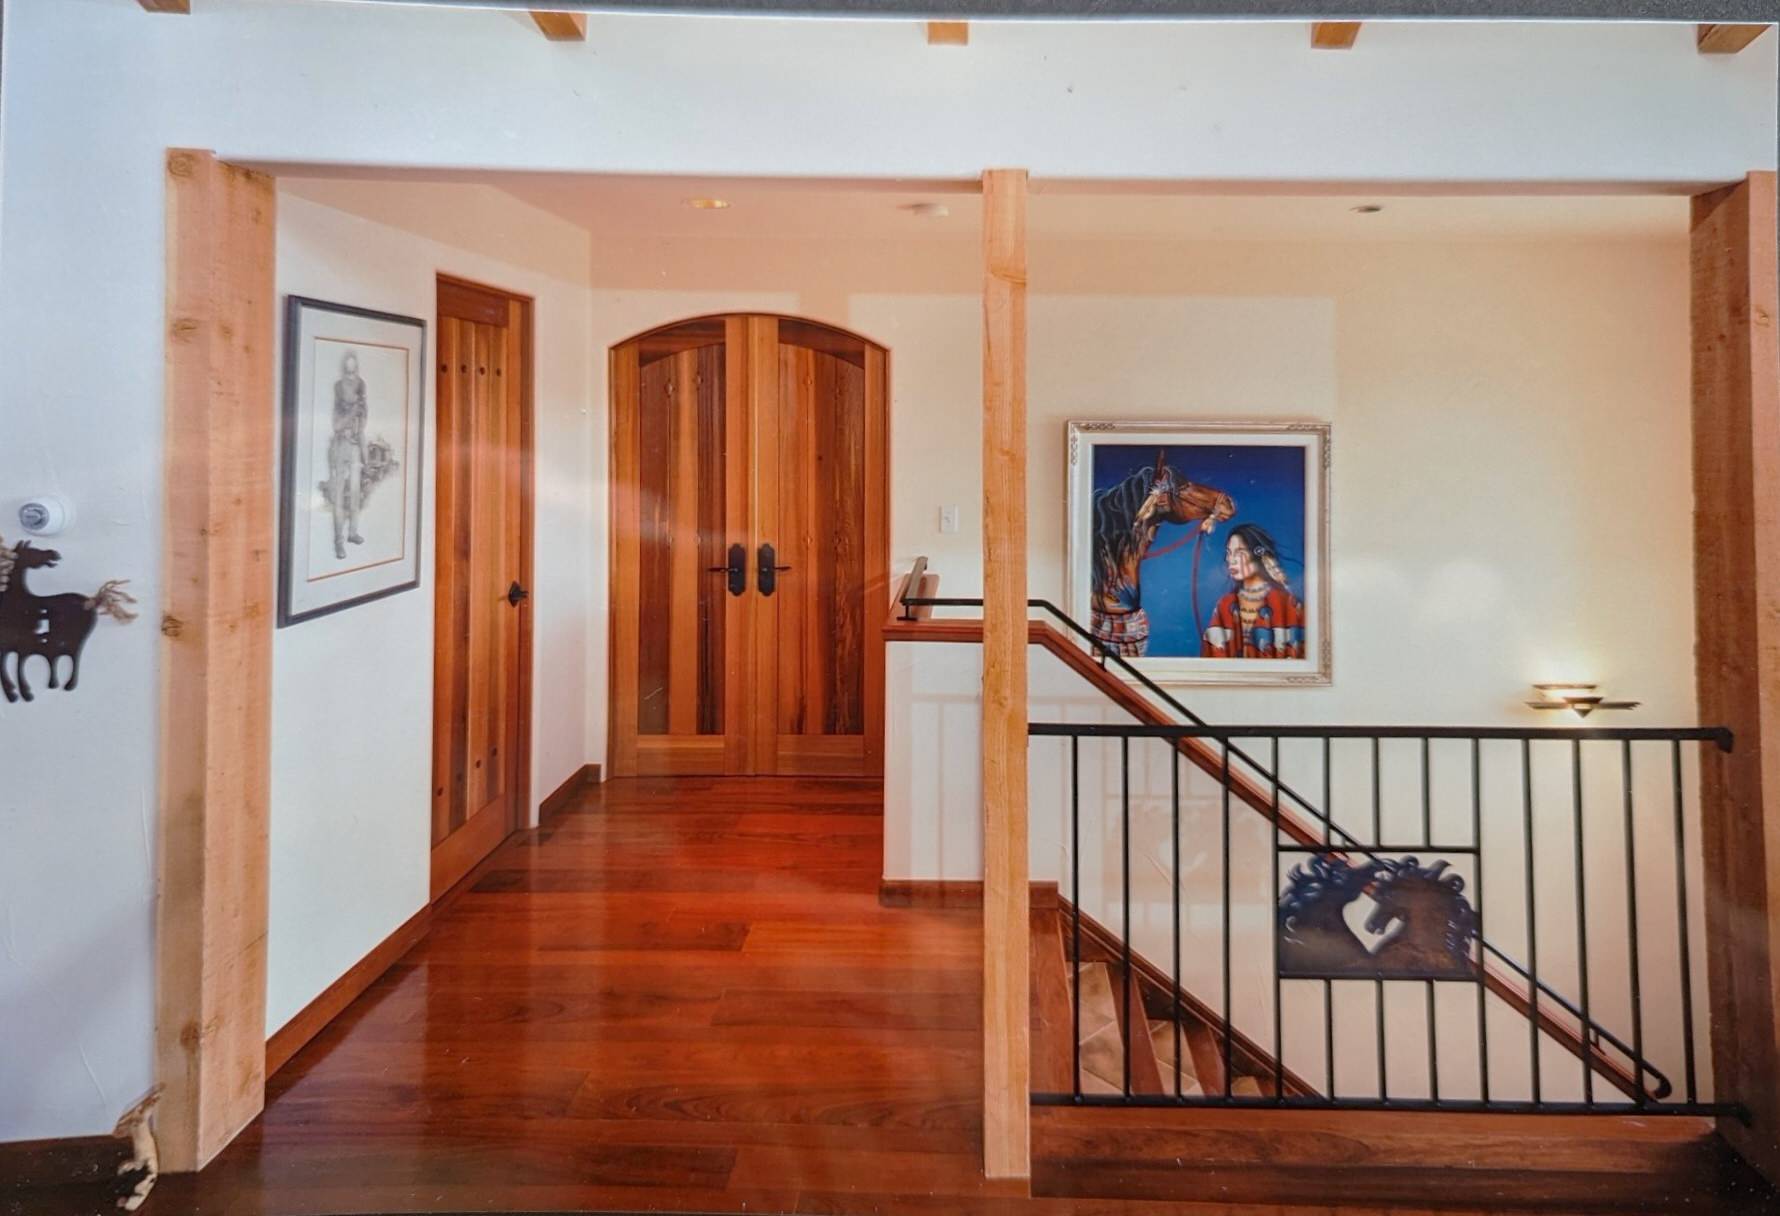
[432,281,530,897]
[757,321,873,774]
[612,313,884,778]
[611,326,749,776]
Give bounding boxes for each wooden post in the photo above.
[157,149,276,1172]
[981,167,1030,1181]
[1691,170,1780,1183]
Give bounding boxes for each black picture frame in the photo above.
[277,294,428,628]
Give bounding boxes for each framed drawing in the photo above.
[1066,419,1331,686]
[278,295,426,627]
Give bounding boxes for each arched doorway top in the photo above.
[616,312,885,370]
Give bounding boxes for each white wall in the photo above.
[877,234,1706,1104]
[268,180,594,1034]
[0,0,1768,1143]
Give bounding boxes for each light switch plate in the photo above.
[939,504,960,534]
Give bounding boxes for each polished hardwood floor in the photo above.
[101,778,1774,1215]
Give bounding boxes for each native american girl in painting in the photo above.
[1201,522,1305,659]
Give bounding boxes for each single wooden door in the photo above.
[748,316,886,776]
[609,314,886,778]
[431,277,533,897]
[609,317,752,775]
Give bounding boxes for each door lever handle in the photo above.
[757,543,792,597]
[706,543,747,597]
[507,580,529,607]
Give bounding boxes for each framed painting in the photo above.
[277,295,426,627]
[1066,419,1331,686]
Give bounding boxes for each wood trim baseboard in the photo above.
[539,762,602,820]
[879,879,1058,910]
[0,1132,136,1191]
[265,903,431,1078]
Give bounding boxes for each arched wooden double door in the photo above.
[610,315,888,777]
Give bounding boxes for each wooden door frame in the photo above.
[605,312,891,779]
[429,273,537,899]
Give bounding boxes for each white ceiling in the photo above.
[269,165,1691,243]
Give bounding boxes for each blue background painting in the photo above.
[1091,442,1308,658]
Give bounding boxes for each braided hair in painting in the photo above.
[1088,463,1167,657]
[1091,465,1158,609]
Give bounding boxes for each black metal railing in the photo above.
[1031,721,1736,1117]
[891,561,1741,1119]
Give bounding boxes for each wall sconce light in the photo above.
[1526,682,1641,718]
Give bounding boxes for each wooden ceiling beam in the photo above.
[927,21,969,46]
[1311,21,1362,49]
[1698,24,1771,53]
[530,11,588,41]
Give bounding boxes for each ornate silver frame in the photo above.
[1065,418,1333,687]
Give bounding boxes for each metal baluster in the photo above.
[1572,739,1594,1107]
[1523,738,1542,1105]
[1473,737,1490,1107]
[1071,736,1081,1102]
[1374,736,1387,1103]
[1121,736,1132,1099]
[1622,741,1645,1107]
[1172,748,1182,1101]
[1324,735,1335,1104]
[1423,737,1438,1104]
[1272,736,1284,1104]
[1672,740,1698,1105]
[1223,739,1233,1102]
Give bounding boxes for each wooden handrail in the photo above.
[886,609,1654,1104]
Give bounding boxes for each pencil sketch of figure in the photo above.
[318,349,399,561]
[325,351,368,559]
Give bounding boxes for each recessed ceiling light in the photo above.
[685,198,731,210]
[1350,204,1385,214]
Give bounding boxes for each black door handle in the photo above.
[757,543,792,597]
[507,580,529,607]
[705,543,747,597]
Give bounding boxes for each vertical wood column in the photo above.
[1691,170,1780,1182]
[981,167,1030,1181]
[158,149,276,1172]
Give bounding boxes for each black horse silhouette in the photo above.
[1366,858,1479,979]
[0,539,137,703]
[1278,853,1478,980]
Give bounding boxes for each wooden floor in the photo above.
[106,777,1774,1215]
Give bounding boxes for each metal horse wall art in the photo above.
[1278,853,1479,981]
[0,537,137,703]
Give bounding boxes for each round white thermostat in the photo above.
[18,496,72,536]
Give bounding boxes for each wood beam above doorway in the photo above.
[928,21,970,46]
[531,10,588,40]
[981,166,1030,1183]
[158,148,276,1173]
[1697,24,1770,53]
[1311,21,1362,49]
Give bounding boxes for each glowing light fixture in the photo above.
[1527,682,1641,718]
[685,198,731,210]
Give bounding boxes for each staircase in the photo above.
[1031,894,1304,1100]
[889,558,1729,1113]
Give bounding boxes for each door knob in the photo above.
[706,543,747,597]
[757,543,792,597]
[507,580,529,607]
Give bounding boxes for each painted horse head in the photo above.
[1091,450,1235,611]
[13,541,61,572]
[1365,857,1478,979]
